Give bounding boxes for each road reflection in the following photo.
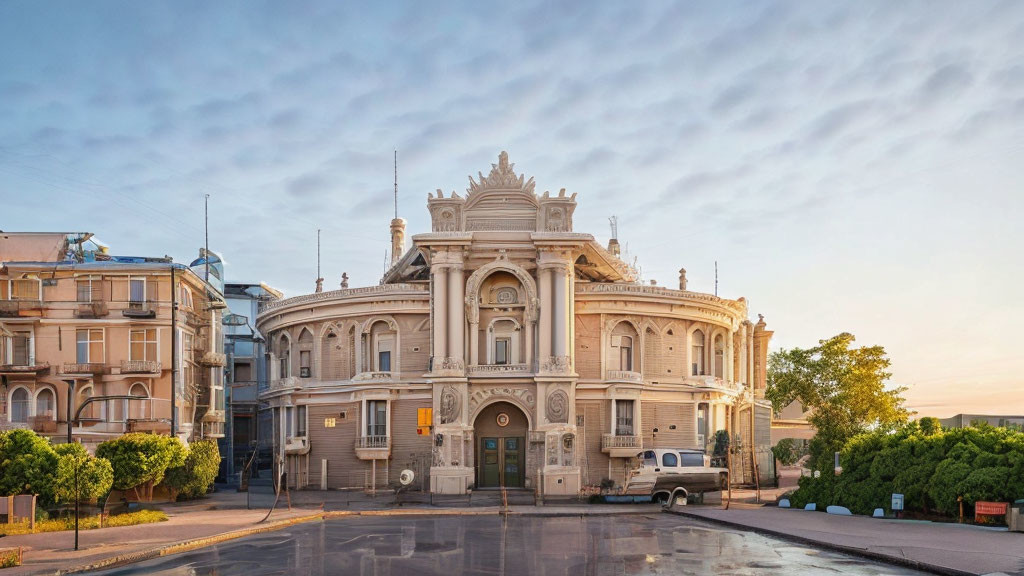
[95,513,925,575]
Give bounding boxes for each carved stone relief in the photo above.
[561,433,575,467]
[468,386,535,416]
[545,389,569,423]
[546,434,559,466]
[541,355,571,374]
[439,385,461,424]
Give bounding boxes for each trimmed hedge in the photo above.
[791,422,1024,516]
[96,433,186,501]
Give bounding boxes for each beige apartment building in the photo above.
[0,232,226,447]
[257,152,774,495]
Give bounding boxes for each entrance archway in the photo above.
[473,401,528,489]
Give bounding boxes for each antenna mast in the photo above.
[394,149,398,220]
[715,260,718,296]
[204,194,210,283]
[317,229,321,280]
[608,215,618,239]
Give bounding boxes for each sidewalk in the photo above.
[0,490,657,575]
[668,504,1024,576]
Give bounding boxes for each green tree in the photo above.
[162,439,221,500]
[772,438,798,466]
[0,429,58,505]
[918,417,942,436]
[53,453,114,506]
[767,333,909,469]
[96,433,185,501]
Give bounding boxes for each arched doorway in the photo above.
[473,401,528,489]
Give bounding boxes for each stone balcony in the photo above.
[354,435,391,460]
[605,370,642,383]
[468,363,530,377]
[0,299,43,317]
[199,351,227,367]
[74,301,109,318]
[0,362,51,376]
[352,371,395,382]
[601,433,641,457]
[61,362,108,376]
[285,435,310,455]
[121,360,162,374]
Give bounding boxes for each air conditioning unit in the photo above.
[300,367,311,378]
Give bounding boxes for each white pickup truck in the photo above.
[622,448,729,504]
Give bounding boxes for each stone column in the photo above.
[738,323,747,385]
[448,263,464,364]
[746,321,755,390]
[524,320,534,370]
[469,320,479,366]
[538,267,552,362]
[553,265,567,357]
[432,264,448,363]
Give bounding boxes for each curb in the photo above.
[663,508,974,576]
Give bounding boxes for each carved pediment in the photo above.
[468,151,535,195]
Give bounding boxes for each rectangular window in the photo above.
[77,279,92,302]
[495,338,510,365]
[129,278,145,304]
[620,346,632,371]
[297,405,307,436]
[366,400,387,437]
[10,279,39,300]
[615,399,634,436]
[76,328,103,363]
[12,332,30,365]
[130,328,158,361]
[377,350,391,372]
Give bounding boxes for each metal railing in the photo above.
[61,363,107,375]
[602,434,641,449]
[606,370,642,382]
[355,435,390,449]
[469,363,530,375]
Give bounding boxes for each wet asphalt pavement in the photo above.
[93,513,928,575]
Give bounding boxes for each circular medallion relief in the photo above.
[496,412,510,427]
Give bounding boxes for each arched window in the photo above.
[609,321,639,373]
[297,328,314,378]
[129,382,149,420]
[713,334,725,378]
[35,388,55,420]
[10,387,30,423]
[77,385,96,421]
[691,330,705,376]
[366,320,396,372]
[488,318,520,365]
[321,327,341,380]
[277,334,291,378]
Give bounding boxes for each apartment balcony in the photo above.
[29,416,58,434]
[352,371,394,382]
[354,435,391,460]
[606,370,642,383]
[127,419,171,434]
[122,301,156,319]
[468,363,530,377]
[121,360,162,374]
[0,299,43,317]
[285,435,310,455]
[601,433,642,458]
[199,351,227,367]
[61,363,108,376]
[0,362,51,376]
[74,302,109,318]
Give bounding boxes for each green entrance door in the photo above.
[479,436,524,488]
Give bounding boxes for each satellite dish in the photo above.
[399,469,415,486]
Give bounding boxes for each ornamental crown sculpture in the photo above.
[427,151,576,233]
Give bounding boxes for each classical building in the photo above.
[0,232,227,447]
[257,152,773,495]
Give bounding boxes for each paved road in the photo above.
[92,514,925,575]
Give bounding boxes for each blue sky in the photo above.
[2,1,1022,416]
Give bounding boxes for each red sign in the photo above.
[975,501,1007,519]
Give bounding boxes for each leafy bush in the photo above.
[54,453,114,505]
[96,433,185,501]
[0,429,58,505]
[772,439,798,466]
[162,439,221,500]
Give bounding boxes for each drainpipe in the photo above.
[170,266,178,437]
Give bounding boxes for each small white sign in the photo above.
[324,417,336,428]
[891,493,904,511]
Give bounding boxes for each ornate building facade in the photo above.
[257,152,773,495]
